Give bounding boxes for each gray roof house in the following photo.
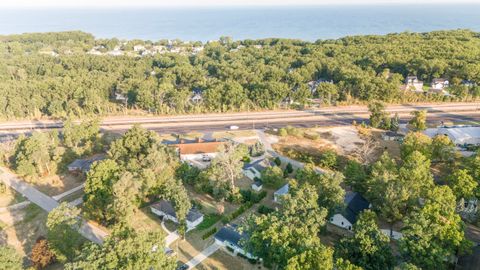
[329,192,370,231]
[214,224,257,259]
[150,200,204,231]
[273,184,289,203]
[67,156,105,174]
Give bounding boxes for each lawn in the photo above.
[196,214,222,231]
[213,130,256,139]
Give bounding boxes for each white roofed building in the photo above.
[424,126,480,146]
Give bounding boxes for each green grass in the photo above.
[196,213,222,230]
[22,204,44,224]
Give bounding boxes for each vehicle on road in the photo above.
[229,125,239,130]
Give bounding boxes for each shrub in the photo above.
[0,182,6,194]
[222,202,253,224]
[31,237,56,269]
[274,157,282,166]
[278,128,288,137]
[285,163,294,173]
[320,150,337,169]
[257,205,274,215]
[202,227,217,240]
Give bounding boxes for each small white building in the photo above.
[133,44,146,52]
[330,192,370,231]
[251,181,263,192]
[424,126,480,146]
[404,76,424,92]
[273,184,289,203]
[214,224,257,260]
[431,78,449,90]
[150,200,204,232]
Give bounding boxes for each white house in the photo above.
[133,44,146,52]
[431,78,449,90]
[424,126,480,146]
[214,224,257,260]
[330,192,370,231]
[150,200,204,232]
[251,181,263,192]
[404,76,424,92]
[173,140,224,162]
[242,159,269,181]
[273,184,289,203]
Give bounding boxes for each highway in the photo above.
[0,102,479,138]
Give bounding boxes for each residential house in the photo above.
[424,126,480,146]
[273,184,289,203]
[173,139,224,162]
[431,78,449,90]
[307,79,332,94]
[67,155,105,175]
[150,200,204,232]
[190,89,203,104]
[133,44,146,52]
[242,158,269,181]
[329,192,370,231]
[214,224,257,260]
[403,76,424,92]
[462,80,476,87]
[251,181,263,192]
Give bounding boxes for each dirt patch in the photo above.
[213,131,256,140]
[32,173,84,197]
[0,188,25,208]
[197,249,266,270]
[0,204,49,266]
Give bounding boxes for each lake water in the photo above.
[1,5,480,41]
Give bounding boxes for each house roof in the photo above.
[150,200,203,223]
[274,184,289,196]
[214,224,248,248]
[173,141,223,155]
[343,192,370,224]
[252,180,263,188]
[67,155,105,173]
[424,126,480,145]
[243,158,269,171]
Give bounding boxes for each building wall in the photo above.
[187,215,204,231]
[180,153,218,161]
[150,207,179,223]
[329,214,353,230]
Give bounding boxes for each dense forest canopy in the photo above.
[1,30,480,119]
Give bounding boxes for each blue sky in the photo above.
[1,0,479,8]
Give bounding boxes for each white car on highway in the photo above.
[229,125,239,130]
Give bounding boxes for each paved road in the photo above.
[185,243,220,269]
[0,103,479,135]
[0,167,107,244]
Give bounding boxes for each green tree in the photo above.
[401,132,432,159]
[0,245,23,270]
[296,164,345,216]
[112,172,140,226]
[261,166,285,188]
[286,245,334,270]
[409,110,427,131]
[207,142,247,197]
[344,160,368,194]
[400,186,470,270]
[335,210,395,270]
[66,229,176,270]
[83,159,120,224]
[244,183,328,268]
[447,169,477,200]
[390,113,400,132]
[46,203,84,262]
[431,135,455,162]
[14,131,60,177]
[63,118,101,155]
[368,101,388,129]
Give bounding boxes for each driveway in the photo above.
[0,167,107,244]
[185,243,220,269]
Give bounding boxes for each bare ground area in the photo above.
[31,173,84,197]
[0,204,52,267]
[0,188,25,207]
[196,249,266,270]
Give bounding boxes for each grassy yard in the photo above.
[213,130,256,139]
